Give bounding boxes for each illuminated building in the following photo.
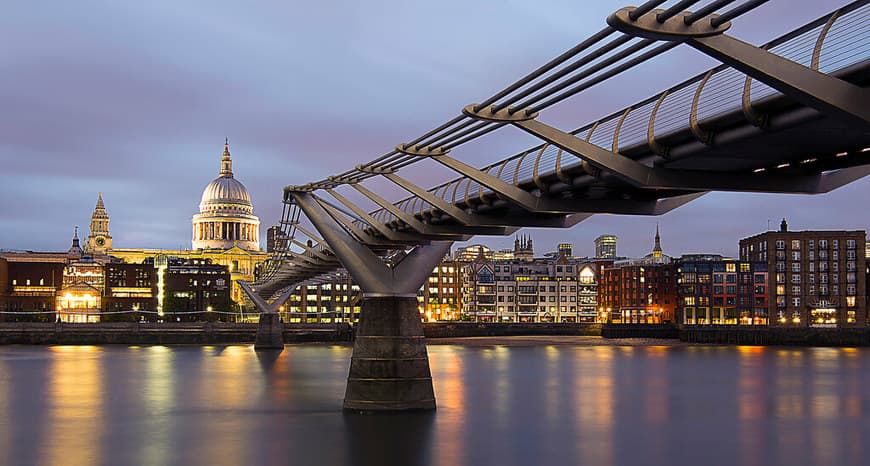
[600,263,676,324]
[454,244,493,262]
[103,262,156,320]
[57,256,105,323]
[739,219,866,327]
[598,227,676,323]
[160,258,231,321]
[0,251,66,322]
[109,247,266,305]
[461,242,600,322]
[282,271,361,323]
[418,258,461,322]
[676,255,768,325]
[594,234,618,259]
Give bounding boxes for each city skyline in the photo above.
[1,0,867,257]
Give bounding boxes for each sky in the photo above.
[1,0,867,259]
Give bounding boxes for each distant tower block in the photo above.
[594,234,617,259]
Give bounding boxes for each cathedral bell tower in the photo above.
[86,193,112,254]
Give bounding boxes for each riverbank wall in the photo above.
[0,322,351,345]
[1,322,868,346]
[601,324,679,339]
[0,322,601,345]
[423,322,602,338]
[679,326,870,346]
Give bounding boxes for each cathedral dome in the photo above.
[192,140,261,251]
[200,176,252,209]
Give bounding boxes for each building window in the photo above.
[846,239,856,249]
[792,297,800,307]
[791,240,800,249]
[776,240,785,250]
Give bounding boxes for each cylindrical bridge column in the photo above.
[344,295,435,411]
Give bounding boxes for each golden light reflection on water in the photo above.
[642,346,669,426]
[737,345,766,466]
[544,346,561,422]
[43,346,104,466]
[492,346,510,425]
[140,345,174,466]
[195,345,257,466]
[574,347,614,466]
[429,347,465,466]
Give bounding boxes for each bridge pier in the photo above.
[255,312,284,350]
[290,192,452,411]
[344,296,434,410]
[238,281,300,351]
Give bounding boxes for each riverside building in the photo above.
[598,226,677,324]
[739,219,866,327]
[676,254,769,325]
[461,238,601,322]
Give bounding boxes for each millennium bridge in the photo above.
[241,0,870,410]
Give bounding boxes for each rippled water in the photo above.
[0,341,868,466]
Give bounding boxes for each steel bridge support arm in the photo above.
[291,191,452,297]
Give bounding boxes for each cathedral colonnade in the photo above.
[193,220,259,243]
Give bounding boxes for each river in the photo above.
[0,339,867,466]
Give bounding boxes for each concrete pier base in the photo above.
[254,313,284,350]
[344,296,435,411]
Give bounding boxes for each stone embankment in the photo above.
[680,325,870,346]
[0,322,351,345]
[1,322,867,346]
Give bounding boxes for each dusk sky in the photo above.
[1,0,867,259]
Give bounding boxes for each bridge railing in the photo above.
[367,1,869,227]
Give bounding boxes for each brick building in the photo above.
[739,219,866,327]
[676,254,769,325]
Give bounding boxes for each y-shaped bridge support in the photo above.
[239,281,298,350]
[292,191,451,411]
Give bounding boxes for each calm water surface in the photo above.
[0,342,868,466]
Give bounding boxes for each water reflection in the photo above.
[0,344,867,466]
[140,345,174,466]
[574,347,614,466]
[343,411,435,466]
[44,346,104,466]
